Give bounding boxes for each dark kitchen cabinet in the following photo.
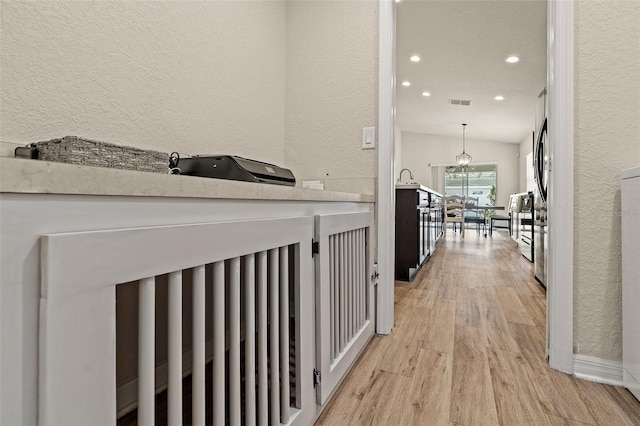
[395,186,443,281]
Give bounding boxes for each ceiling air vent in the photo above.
[449,99,472,106]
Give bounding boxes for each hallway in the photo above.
[315,231,640,425]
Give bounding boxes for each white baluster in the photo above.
[328,235,336,359]
[192,265,206,426]
[257,251,269,426]
[245,254,256,426]
[168,271,183,425]
[355,229,361,330]
[358,229,363,329]
[360,228,365,325]
[213,261,225,426]
[339,233,345,352]
[230,257,241,425]
[138,277,155,426]
[349,230,355,339]
[269,248,280,425]
[279,246,290,424]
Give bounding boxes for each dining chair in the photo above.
[464,196,486,235]
[444,195,465,237]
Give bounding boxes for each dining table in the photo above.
[464,205,506,237]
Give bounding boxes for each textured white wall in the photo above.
[284,1,378,194]
[519,133,533,193]
[0,1,287,164]
[400,131,520,206]
[573,0,640,361]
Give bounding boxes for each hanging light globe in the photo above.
[456,123,472,168]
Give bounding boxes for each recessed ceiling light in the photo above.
[506,56,520,63]
[422,91,431,97]
[494,95,505,101]
[410,55,421,62]
[401,81,411,87]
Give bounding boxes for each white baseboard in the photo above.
[573,354,623,386]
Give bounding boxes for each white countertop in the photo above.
[395,182,442,197]
[0,158,374,203]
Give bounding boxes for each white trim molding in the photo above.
[573,355,623,386]
[376,0,396,335]
[547,0,574,374]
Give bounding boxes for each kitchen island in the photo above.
[395,183,443,281]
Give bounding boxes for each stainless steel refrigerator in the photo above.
[534,88,548,287]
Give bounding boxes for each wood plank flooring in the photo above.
[315,231,640,426]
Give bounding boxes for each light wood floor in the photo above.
[315,230,640,425]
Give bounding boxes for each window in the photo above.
[444,164,497,205]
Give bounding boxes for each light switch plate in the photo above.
[362,127,375,149]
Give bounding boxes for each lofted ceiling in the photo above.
[396,0,547,144]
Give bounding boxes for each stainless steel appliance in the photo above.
[508,193,522,242]
[534,88,549,286]
[518,192,534,262]
[419,199,429,266]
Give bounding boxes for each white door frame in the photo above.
[546,0,574,373]
[376,0,396,335]
[376,0,575,371]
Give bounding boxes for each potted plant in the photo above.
[485,184,496,220]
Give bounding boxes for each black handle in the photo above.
[535,117,548,202]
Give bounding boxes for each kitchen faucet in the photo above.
[398,168,414,183]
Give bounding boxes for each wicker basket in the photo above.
[30,136,169,174]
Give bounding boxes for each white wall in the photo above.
[284,1,378,194]
[0,1,288,165]
[400,131,520,206]
[573,0,640,362]
[519,133,534,193]
[0,0,379,194]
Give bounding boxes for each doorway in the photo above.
[377,0,574,373]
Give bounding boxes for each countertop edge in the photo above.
[395,183,442,197]
[0,158,375,203]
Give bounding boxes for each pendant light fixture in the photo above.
[456,123,472,168]
[456,123,472,202]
